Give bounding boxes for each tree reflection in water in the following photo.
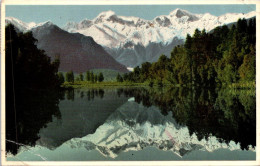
[6,86,255,156]
[117,87,256,150]
[6,89,64,155]
[6,88,107,155]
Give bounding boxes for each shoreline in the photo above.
[61,81,255,89]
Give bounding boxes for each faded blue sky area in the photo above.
[6,5,256,27]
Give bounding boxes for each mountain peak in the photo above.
[31,21,59,32]
[94,10,116,23]
[173,8,185,12]
[169,8,191,17]
[97,10,116,18]
[5,17,36,32]
[37,20,53,26]
[169,8,199,21]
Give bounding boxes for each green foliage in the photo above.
[116,73,123,82]
[98,72,104,82]
[79,73,83,81]
[148,80,154,87]
[75,76,80,81]
[238,45,256,82]
[57,72,65,84]
[65,71,74,83]
[85,71,91,81]
[90,72,94,83]
[121,18,256,87]
[117,87,255,150]
[5,24,62,89]
[94,74,98,83]
[82,71,105,83]
[88,69,125,82]
[156,80,163,88]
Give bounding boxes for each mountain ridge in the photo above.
[6,9,256,67]
[6,9,256,48]
[62,9,255,48]
[5,19,128,73]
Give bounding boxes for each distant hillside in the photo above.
[6,18,128,73]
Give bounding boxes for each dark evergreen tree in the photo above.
[85,71,91,81]
[57,72,65,84]
[116,73,123,82]
[98,72,104,82]
[90,72,94,83]
[65,71,74,83]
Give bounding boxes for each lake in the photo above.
[6,87,256,161]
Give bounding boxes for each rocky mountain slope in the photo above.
[5,18,128,73]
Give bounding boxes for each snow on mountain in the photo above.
[6,9,256,67]
[169,8,199,21]
[63,9,256,49]
[5,17,37,32]
[63,101,254,158]
[34,21,54,28]
[5,17,55,32]
[104,37,184,67]
[6,9,256,48]
[61,9,256,67]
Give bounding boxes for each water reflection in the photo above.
[6,89,64,155]
[6,87,256,160]
[117,87,256,150]
[65,101,246,158]
[64,88,106,101]
[6,88,124,155]
[36,88,128,150]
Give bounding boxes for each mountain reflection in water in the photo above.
[6,87,256,160]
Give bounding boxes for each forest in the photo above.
[120,18,256,88]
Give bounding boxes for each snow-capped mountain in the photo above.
[64,9,255,48]
[6,8,256,67]
[63,8,256,67]
[103,37,184,67]
[63,101,254,158]
[5,17,37,32]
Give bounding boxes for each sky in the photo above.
[6,5,256,27]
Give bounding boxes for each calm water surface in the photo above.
[6,87,256,161]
